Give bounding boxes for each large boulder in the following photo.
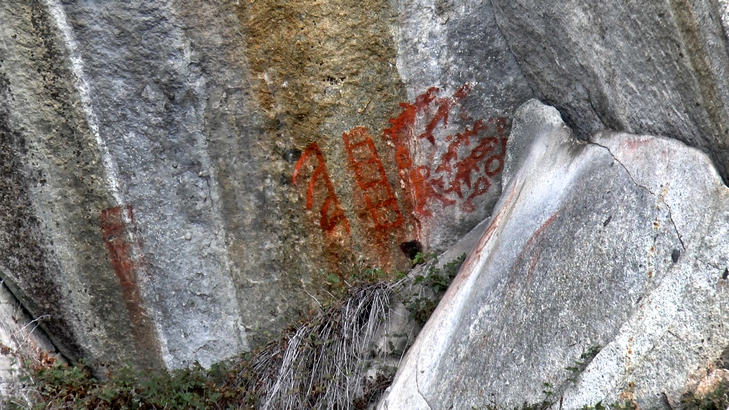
[491,0,729,180]
[378,99,729,409]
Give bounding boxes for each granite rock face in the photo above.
[6,0,729,394]
[0,0,526,369]
[378,100,729,409]
[492,0,729,180]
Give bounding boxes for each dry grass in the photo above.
[243,282,394,409]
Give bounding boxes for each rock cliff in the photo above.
[0,1,728,407]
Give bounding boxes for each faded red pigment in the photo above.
[513,211,561,282]
[343,127,403,230]
[100,206,138,290]
[290,84,509,269]
[383,85,509,217]
[100,205,163,368]
[292,142,351,234]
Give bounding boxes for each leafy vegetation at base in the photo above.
[16,359,252,409]
[18,252,469,409]
[404,253,466,326]
[15,249,723,410]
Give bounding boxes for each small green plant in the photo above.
[566,345,602,383]
[541,382,554,399]
[405,296,439,327]
[412,253,466,291]
[411,251,435,266]
[580,401,637,410]
[404,253,466,325]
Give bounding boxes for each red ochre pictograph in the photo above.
[291,83,508,254]
[100,205,144,293]
[383,84,509,216]
[100,205,162,366]
[343,127,403,230]
[292,142,351,234]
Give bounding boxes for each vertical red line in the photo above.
[100,205,163,369]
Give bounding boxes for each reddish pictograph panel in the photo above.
[292,143,351,235]
[342,127,402,231]
[290,84,509,269]
[383,85,509,217]
[100,205,143,293]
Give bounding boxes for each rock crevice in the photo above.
[589,140,687,250]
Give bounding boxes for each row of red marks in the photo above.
[383,85,508,216]
[293,84,509,233]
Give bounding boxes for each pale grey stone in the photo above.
[492,0,729,181]
[379,100,729,409]
[0,0,524,372]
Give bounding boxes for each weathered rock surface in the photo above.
[9,0,729,395]
[0,281,59,403]
[0,0,524,370]
[378,100,729,409]
[492,0,729,180]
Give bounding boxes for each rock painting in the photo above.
[99,205,163,367]
[383,85,508,216]
[292,143,351,235]
[343,127,403,231]
[291,85,508,262]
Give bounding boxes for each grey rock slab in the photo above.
[492,0,729,181]
[0,0,539,372]
[54,0,250,368]
[1,0,252,369]
[378,99,729,409]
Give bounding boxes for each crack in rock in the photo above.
[414,356,434,410]
[590,141,686,250]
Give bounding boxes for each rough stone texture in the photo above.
[0,2,146,368]
[0,0,526,370]
[0,281,59,403]
[57,0,248,369]
[378,100,729,409]
[393,0,533,250]
[492,0,729,181]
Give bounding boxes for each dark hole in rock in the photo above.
[400,240,423,260]
[671,249,680,263]
[283,148,302,163]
